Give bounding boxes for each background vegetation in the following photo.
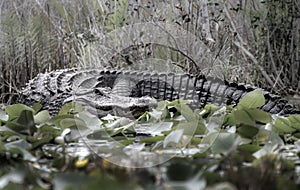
[0,0,300,102]
[0,0,299,102]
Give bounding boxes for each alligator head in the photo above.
[63,87,158,118]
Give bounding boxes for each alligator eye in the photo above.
[94,89,104,96]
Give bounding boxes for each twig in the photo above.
[224,4,274,87]
[233,41,274,87]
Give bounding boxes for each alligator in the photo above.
[19,68,299,117]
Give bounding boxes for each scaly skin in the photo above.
[19,68,299,116]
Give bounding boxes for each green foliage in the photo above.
[0,89,300,189]
[104,0,131,31]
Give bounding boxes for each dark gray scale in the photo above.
[95,70,119,89]
[57,68,78,93]
[44,72,56,96]
[261,94,280,112]
[166,72,176,100]
[158,73,168,100]
[193,75,207,108]
[183,74,195,100]
[223,83,238,105]
[131,73,179,101]
[269,99,288,114]
[232,85,248,102]
[198,78,213,107]
[213,82,229,105]
[150,73,160,99]
[206,77,225,105]
[112,71,138,96]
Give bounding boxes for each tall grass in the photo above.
[0,0,299,104]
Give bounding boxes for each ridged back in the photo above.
[19,68,299,115]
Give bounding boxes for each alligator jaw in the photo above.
[64,88,158,118]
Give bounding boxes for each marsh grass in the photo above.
[0,0,299,104]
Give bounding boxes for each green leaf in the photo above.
[175,103,197,122]
[16,110,35,128]
[237,125,259,139]
[246,109,271,124]
[76,111,103,130]
[5,104,35,121]
[238,90,265,108]
[5,110,35,134]
[273,117,296,133]
[34,110,51,124]
[288,115,300,131]
[32,103,43,114]
[163,129,184,148]
[233,109,256,126]
[238,144,261,154]
[58,102,83,115]
[138,136,165,145]
[211,133,240,154]
[59,118,78,129]
[140,122,173,136]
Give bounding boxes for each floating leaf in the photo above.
[58,102,83,115]
[163,129,184,148]
[16,110,35,128]
[5,109,35,134]
[287,115,300,131]
[233,109,256,126]
[76,111,103,130]
[5,104,35,121]
[237,125,259,139]
[140,122,173,136]
[246,109,271,124]
[238,90,265,108]
[273,118,295,133]
[139,136,165,144]
[175,103,197,122]
[32,103,43,114]
[238,144,261,154]
[34,110,51,124]
[211,133,240,154]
